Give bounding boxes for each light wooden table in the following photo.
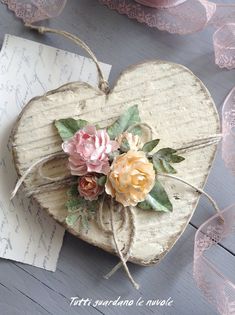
[0,1,234,314]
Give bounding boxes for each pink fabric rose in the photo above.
[62,126,119,176]
[78,174,103,201]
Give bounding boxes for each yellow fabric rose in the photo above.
[105,150,155,207]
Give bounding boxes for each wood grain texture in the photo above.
[0,0,234,314]
[12,60,219,265]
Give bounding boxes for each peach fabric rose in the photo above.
[105,150,155,207]
[62,126,119,176]
[78,174,103,201]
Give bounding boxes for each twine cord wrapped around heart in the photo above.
[175,134,223,154]
[11,132,223,200]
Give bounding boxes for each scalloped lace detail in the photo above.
[194,205,235,315]
[99,0,216,34]
[1,0,66,23]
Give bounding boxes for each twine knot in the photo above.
[25,23,45,34]
[37,26,46,34]
[99,79,110,94]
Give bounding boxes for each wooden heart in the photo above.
[12,61,220,265]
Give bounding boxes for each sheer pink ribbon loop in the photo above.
[193,90,235,315]
[194,205,235,315]
[1,0,67,23]
[99,0,235,69]
[222,87,235,175]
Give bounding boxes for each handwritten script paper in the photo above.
[0,34,111,271]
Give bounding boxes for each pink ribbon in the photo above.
[222,87,235,175]
[193,88,235,315]
[194,205,235,315]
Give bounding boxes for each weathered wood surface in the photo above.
[12,61,219,265]
[2,225,234,315]
[0,0,234,314]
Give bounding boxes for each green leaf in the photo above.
[65,193,98,229]
[152,148,185,174]
[108,150,120,161]
[142,139,160,153]
[138,179,172,212]
[120,138,130,152]
[81,214,89,231]
[156,148,176,157]
[169,155,185,163]
[66,198,85,212]
[67,185,79,198]
[107,105,141,140]
[161,160,177,174]
[66,213,80,226]
[153,159,177,174]
[155,148,175,162]
[129,125,142,136]
[97,176,107,186]
[55,118,88,141]
[87,200,99,213]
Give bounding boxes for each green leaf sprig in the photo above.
[107,105,141,139]
[152,148,185,174]
[55,118,88,141]
[65,185,97,231]
[138,179,173,212]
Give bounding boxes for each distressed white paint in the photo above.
[12,61,220,265]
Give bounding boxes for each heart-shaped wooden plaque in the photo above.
[12,61,220,265]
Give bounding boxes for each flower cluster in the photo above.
[62,125,155,205]
[55,105,185,227]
